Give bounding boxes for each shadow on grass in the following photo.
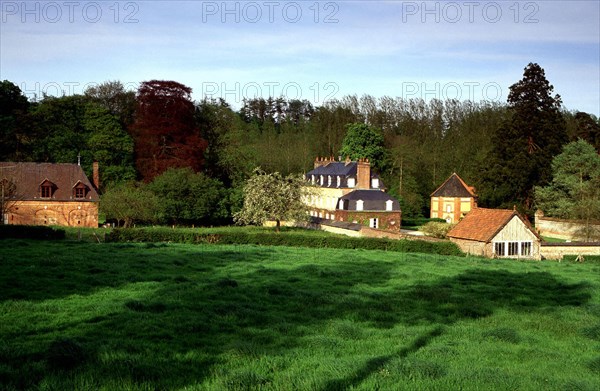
[0,242,593,390]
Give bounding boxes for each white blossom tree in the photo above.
[234,168,315,232]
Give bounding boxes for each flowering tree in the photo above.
[234,169,314,232]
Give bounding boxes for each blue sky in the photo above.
[1,1,599,115]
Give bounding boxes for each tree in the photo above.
[535,139,600,240]
[339,123,385,169]
[84,103,136,187]
[100,182,158,227]
[84,81,136,127]
[234,169,314,232]
[147,167,229,226]
[480,63,567,212]
[130,80,207,181]
[0,80,30,161]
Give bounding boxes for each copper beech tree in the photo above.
[130,80,207,181]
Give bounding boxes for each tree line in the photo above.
[1,63,599,226]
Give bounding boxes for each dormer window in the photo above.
[39,179,55,198]
[372,178,379,188]
[356,199,364,211]
[320,175,324,186]
[73,181,89,199]
[386,199,394,211]
[311,175,315,184]
[337,176,341,187]
[327,176,332,187]
[348,177,356,188]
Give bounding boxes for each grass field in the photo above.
[1,239,599,390]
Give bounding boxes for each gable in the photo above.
[431,173,476,198]
[493,215,539,242]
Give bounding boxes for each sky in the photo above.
[1,1,599,115]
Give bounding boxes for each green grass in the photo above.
[542,236,568,243]
[1,240,599,390]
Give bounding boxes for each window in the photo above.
[337,176,341,187]
[494,242,505,257]
[445,204,452,213]
[41,185,52,198]
[370,218,378,229]
[521,242,532,256]
[74,187,86,199]
[311,175,315,184]
[508,242,519,256]
[347,177,356,188]
[320,175,324,186]
[338,199,345,210]
[386,200,394,211]
[356,200,364,211]
[371,178,379,188]
[327,176,332,187]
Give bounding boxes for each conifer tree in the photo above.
[480,63,567,212]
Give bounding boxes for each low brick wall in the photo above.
[540,242,600,260]
[535,213,600,241]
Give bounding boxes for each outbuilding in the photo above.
[447,207,541,259]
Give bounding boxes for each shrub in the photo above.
[106,227,462,256]
[0,225,65,240]
[420,222,456,239]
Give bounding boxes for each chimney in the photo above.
[314,156,323,169]
[356,158,371,189]
[92,161,100,190]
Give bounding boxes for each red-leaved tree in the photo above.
[130,80,207,181]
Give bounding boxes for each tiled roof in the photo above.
[431,173,476,198]
[447,207,534,242]
[0,162,99,202]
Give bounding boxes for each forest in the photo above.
[1,63,599,225]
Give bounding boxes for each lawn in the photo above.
[1,239,599,390]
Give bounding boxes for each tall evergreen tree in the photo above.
[480,63,567,212]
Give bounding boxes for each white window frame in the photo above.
[386,199,394,211]
[337,176,341,187]
[347,177,356,188]
[328,176,332,187]
[493,241,534,257]
[369,218,378,229]
[371,178,379,188]
[356,200,364,211]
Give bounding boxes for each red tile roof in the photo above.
[431,173,477,198]
[0,162,99,202]
[447,207,537,242]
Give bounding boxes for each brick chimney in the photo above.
[92,161,100,190]
[356,158,371,189]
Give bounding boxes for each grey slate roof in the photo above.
[306,162,383,189]
[430,173,476,198]
[338,190,400,211]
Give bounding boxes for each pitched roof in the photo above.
[431,173,476,198]
[0,162,99,202]
[308,161,358,177]
[447,207,537,242]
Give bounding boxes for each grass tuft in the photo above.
[483,327,521,344]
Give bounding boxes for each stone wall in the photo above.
[540,243,600,260]
[6,200,99,227]
[535,211,600,241]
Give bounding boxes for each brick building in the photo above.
[430,173,477,223]
[0,162,100,227]
[305,157,401,231]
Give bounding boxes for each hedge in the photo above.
[0,225,66,240]
[106,227,462,256]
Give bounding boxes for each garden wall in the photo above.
[535,210,600,241]
[540,242,600,260]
